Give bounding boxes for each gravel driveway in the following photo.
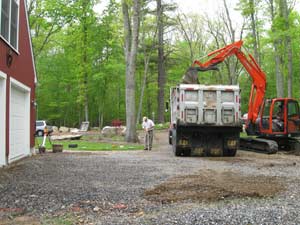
[1,130,300,224]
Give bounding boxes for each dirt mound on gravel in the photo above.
[0,216,40,225]
[144,170,285,203]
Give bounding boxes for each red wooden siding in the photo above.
[0,0,36,156]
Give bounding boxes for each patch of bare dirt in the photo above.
[144,169,285,203]
[205,157,253,163]
[0,216,40,225]
[259,161,297,168]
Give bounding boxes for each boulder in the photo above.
[120,126,126,136]
[101,126,126,137]
[70,128,79,133]
[52,126,59,133]
[101,126,117,137]
[59,126,69,133]
[51,134,82,141]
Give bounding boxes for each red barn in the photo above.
[0,0,36,166]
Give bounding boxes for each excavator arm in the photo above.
[192,40,266,128]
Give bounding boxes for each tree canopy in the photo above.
[29,0,300,139]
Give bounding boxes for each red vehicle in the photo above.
[192,40,300,153]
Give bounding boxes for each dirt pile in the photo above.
[144,169,284,203]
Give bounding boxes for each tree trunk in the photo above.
[82,0,89,122]
[281,0,293,97]
[122,0,140,142]
[177,14,194,62]
[137,18,158,125]
[222,0,239,84]
[157,0,166,123]
[286,36,292,97]
[137,56,150,125]
[274,41,284,98]
[269,0,284,97]
[249,0,260,64]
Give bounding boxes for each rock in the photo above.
[52,126,59,133]
[51,134,82,141]
[120,126,126,136]
[93,206,100,212]
[101,126,126,137]
[70,128,79,133]
[59,126,69,133]
[101,126,115,137]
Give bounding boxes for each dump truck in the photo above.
[170,40,300,155]
[168,84,241,157]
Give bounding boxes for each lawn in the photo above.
[35,136,143,151]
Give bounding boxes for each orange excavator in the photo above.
[192,40,300,153]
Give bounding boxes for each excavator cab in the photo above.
[258,99,300,137]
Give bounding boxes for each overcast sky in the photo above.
[94,0,241,18]
[94,0,299,17]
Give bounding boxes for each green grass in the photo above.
[35,137,143,151]
[42,213,76,225]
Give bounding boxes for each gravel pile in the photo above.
[1,131,300,224]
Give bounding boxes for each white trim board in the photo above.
[0,71,7,79]
[0,72,7,166]
[10,77,31,92]
[24,0,37,83]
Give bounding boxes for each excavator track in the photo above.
[240,137,278,154]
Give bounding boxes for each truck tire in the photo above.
[172,129,182,156]
[225,148,237,157]
[183,149,191,156]
[37,130,44,137]
[173,144,182,156]
[169,130,172,145]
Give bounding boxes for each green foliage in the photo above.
[32,0,300,129]
[36,137,143,151]
[42,213,76,225]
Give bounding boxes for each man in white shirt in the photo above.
[142,116,155,150]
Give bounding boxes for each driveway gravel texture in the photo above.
[1,130,300,224]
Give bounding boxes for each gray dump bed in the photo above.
[170,84,241,126]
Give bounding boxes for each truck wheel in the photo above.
[172,141,182,156]
[37,130,44,137]
[169,130,172,145]
[183,149,191,156]
[174,146,182,156]
[225,148,237,157]
[171,129,182,156]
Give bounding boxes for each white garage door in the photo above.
[9,82,30,163]
[0,73,6,166]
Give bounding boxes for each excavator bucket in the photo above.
[181,66,219,84]
[181,67,200,84]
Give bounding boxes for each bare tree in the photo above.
[280,0,293,97]
[266,0,284,97]
[176,13,209,63]
[156,0,166,123]
[136,21,158,125]
[122,0,141,142]
[249,0,261,64]
[82,0,89,122]
[204,0,245,84]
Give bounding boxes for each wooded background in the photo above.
[28,0,300,141]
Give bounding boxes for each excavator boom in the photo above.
[192,40,300,153]
[192,40,266,130]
